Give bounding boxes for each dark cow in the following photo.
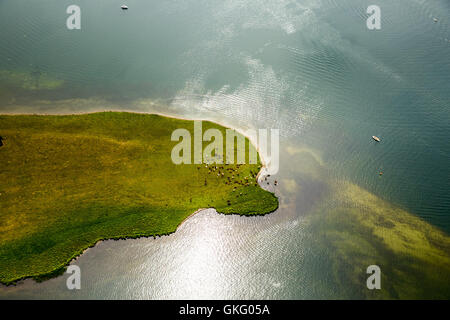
[0,136,3,147]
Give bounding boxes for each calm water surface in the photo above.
[0,0,449,299]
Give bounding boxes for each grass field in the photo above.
[0,112,278,285]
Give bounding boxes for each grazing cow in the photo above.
[0,136,3,147]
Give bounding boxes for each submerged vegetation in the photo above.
[310,181,450,299]
[0,70,64,91]
[0,112,278,285]
[285,147,450,299]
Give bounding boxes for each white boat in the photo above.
[121,5,128,10]
[433,18,438,22]
[372,136,381,142]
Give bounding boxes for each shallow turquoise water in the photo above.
[0,0,449,299]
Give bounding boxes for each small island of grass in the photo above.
[0,112,278,285]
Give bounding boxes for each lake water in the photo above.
[0,0,449,299]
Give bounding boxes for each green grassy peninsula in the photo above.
[0,112,278,285]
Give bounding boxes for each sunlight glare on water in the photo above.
[0,0,449,299]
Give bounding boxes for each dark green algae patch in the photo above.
[0,112,278,285]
